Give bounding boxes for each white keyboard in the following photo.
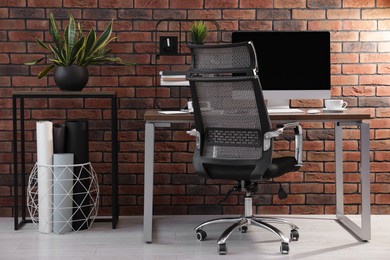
[267,108,304,114]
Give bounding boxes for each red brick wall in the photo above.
[1,0,390,217]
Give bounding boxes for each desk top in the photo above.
[144,109,371,122]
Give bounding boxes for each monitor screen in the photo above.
[232,31,330,93]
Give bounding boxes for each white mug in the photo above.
[325,99,348,110]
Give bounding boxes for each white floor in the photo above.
[1,215,389,259]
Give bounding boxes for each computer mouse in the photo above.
[307,109,321,114]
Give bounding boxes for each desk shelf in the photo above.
[12,91,119,230]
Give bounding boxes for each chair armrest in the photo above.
[263,122,303,166]
[186,129,201,149]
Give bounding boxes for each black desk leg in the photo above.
[12,97,18,230]
[20,98,26,222]
[112,96,119,228]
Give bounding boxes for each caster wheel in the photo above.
[196,230,207,241]
[218,243,227,255]
[280,242,289,255]
[290,229,299,241]
[239,225,248,233]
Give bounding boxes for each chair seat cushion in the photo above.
[263,157,300,179]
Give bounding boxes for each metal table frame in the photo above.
[12,91,119,230]
[143,110,371,243]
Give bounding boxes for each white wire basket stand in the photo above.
[27,162,99,234]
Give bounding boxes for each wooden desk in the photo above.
[143,109,371,243]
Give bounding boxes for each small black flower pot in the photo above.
[54,66,89,91]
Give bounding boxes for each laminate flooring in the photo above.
[1,215,389,260]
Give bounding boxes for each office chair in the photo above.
[186,42,303,255]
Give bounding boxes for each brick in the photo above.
[119,76,153,87]
[307,194,335,204]
[342,64,376,75]
[64,0,97,7]
[376,129,390,139]
[293,10,326,20]
[308,21,342,30]
[375,194,390,204]
[371,140,390,150]
[9,31,43,42]
[31,109,66,120]
[291,183,324,193]
[275,0,306,8]
[272,194,305,205]
[330,31,359,41]
[170,0,202,8]
[154,9,187,20]
[205,0,238,8]
[360,75,390,86]
[239,21,272,31]
[343,42,376,53]
[274,21,307,31]
[379,43,390,52]
[343,0,374,7]
[10,8,44,18]
[343,86,376,96]
[223,10,256,20]
[372,162,390,172]
[118,9,152,19]
[324,162,358,173]
[362,9,390,19]
[0,0,26,6]
[83,9,116,19]
[237,0,270,8]
[257,10,291,20]
[299,162,324,172]
[331,75,358,86]
[134,0,168,8]
[378,0,390,6]
[327,9,360,19]
[361,32,390,42]
[0,20,25,29]
[308,0,341,8]
[187,185,219,195]
[376,108,390,117]
[343,20,377,30]
[172,196,204,204]
[377,86,390,96]
[362,54,390,64]
[372,205,390,214]
[99,0,133,8]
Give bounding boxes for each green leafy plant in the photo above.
[25,13,130,79]
[190,21,208,44]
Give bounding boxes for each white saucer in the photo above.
[322,108,347,113]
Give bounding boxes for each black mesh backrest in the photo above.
[189,42,258,75]
[188,42,273,181]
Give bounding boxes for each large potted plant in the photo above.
[189,21,209,45]
[25,13,129,91]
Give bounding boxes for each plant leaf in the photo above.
[68,36,85,66]
[37,64,55,79]
[24,57,45,65]
[49,13,62,49]
[35,38,50,51]
[90,19,113,54]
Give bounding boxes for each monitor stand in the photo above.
[266,99,304,113]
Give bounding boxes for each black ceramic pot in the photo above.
[54,66,89,91]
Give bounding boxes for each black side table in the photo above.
[12,91,119,229]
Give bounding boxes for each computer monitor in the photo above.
[232,31,331,109]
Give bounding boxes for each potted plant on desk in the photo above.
[25,13,132,91]
[190,21,209,45]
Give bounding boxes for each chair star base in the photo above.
[194,195,299,255]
